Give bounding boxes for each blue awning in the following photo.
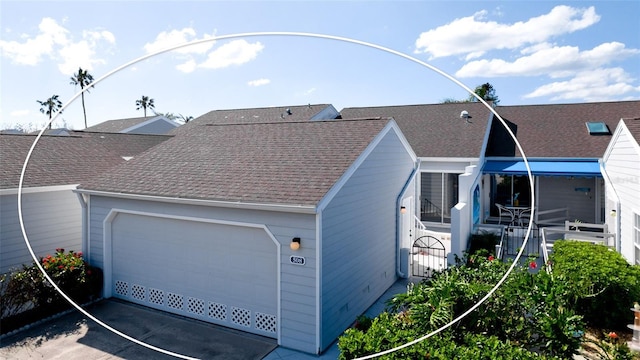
[483,160,602,177]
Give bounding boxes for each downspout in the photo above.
[396,162,419,278]
[600,160,621,251]
[76,191,89,260]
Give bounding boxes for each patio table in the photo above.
[506,206,532,226]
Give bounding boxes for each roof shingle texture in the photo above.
[169,104,334,136]
[492,101,640,158]
[1,133,171,189]
[82,116,155,133]
[623,118,640,144]
[79,119,391,206]
[341,102,493,158]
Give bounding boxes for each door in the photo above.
[110,213,278,338]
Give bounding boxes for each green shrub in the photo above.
[1,248,102,332]
[549,240,640,329]
[340,254,583,359]
[467,231,500,256]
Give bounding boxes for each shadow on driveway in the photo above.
[0,299,277,359]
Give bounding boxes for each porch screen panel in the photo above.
[421,173,459,224]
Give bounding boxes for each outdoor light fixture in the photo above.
[400,206,407,214]
[610,209,617,217]
[290,237,301,251]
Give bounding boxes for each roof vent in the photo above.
[460,110,472,123]
[286,108,292,115]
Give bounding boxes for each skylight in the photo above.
[585,122,610,135]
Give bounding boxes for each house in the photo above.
[75,115,416,354]
[0,133,170,274]
[81,115,179,135]
[341,102,495,258]
[343,100,640,264]
[602,117,640,265]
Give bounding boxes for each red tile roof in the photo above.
[79,119,393,206]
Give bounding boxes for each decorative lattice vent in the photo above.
[208,302,227,321]
[255,312,277,333]
[149,288,164,305]
[187,297,205,315]
[131,284,146,301]
[231,307,251,328]
[114,280,128,296]
[167,292,184,310]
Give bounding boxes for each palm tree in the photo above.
[178,114,194,124]
[37,95,63,129]
[135,95,155,117]
[70,67,94,129]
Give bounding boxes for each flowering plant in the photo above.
[586,331,637,360]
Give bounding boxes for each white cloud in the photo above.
[176,59,197,73]
[248,78,270,87]
[10,109,30,117]
[199,40,264,70]
[455,42,639,78]
[523,68,640,101]
[415,5,600,59]
[144,27,215,55]
[0,17,115,75]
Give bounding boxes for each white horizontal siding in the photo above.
[88,195,319,353]
[1,189,82,274]
[320,129,415,350]
[604,128,640,263]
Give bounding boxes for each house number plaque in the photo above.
[290,255,305,266]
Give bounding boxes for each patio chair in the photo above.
[495,204,515,225]
[518,208,532,227]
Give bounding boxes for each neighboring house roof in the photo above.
[82,115,179,134]
[79,118,393,206]
[340,102,493,158]
[487,100,640,158]
[69,132,172,158]
[1,132,171,189]
[169,104,338,136]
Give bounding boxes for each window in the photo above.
[420,173,459,224]
[489,174,533,216]
[634,213,640,265]
[585,122,611,135]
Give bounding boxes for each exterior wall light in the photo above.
[400,206,407,214]
[290,237,301,251]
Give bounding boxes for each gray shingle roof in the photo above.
[82,116,160,133]
[169,104,336,136]
[79,118,392,206]
[623,118,640,145]
[1,133,171,189]
[340,102,493,158]
[489,101,640,158]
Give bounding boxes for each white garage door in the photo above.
[110,213,278,337]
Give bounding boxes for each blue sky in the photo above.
[1,1,638,131]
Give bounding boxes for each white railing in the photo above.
[540,224,616,273]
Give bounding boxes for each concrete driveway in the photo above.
[0,299,277,359]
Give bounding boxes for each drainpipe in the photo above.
[75,191,90,260]
[600,161,621,252]
[396,163,419,278]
